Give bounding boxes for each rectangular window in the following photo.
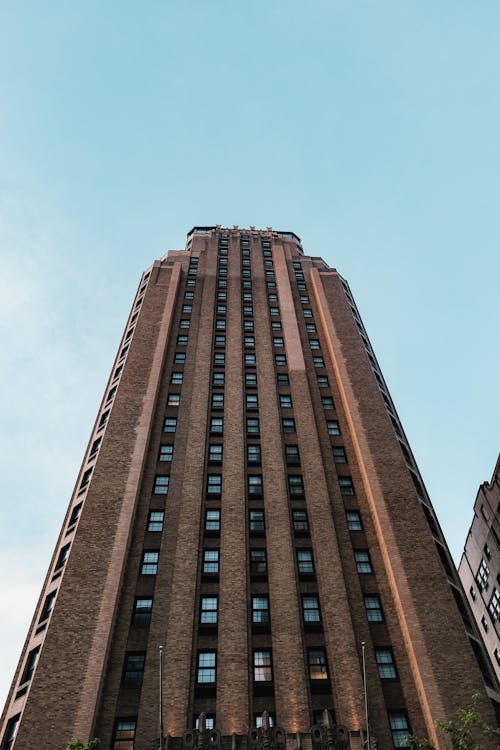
[148,510,164,532]
[488,588,500,621]
[203,549,219,574]
[141,551,159,575]
[67,502,82,529]
[306,323,317,332]
[293,509,309,532]
[285,444,300,464]
[282,418,296,433]
[246,417,260,435]
[184,291,194,300]
[243,305,254,316]
[212,393,224,410]
[268,293,278,302]
[252,595,270,623]
[308,648,328,680]
[213,371,225,387]
[174,352,186,364]
[275,354,287,366]
[277,373,289,386]
[123,653,145,688]
[346,510,363,531]
[389,712,410,748]
[253,650,272,682]
[20,646,40,685]
[216,305,226,315]
[207,474,222,496]
[205,509,221,532]
[288,475,304,496]
[476,558,490,590]
[218,279,227,288]
[171,372,183,384]
[217,291,227,301]
[245,372,257,387]
[303,595,321,622]
[54,543,70,573]
[339,476,355,495]
[332,446,347,463]
[180,319,190,328]
[186,277,197,286]
[210,417,223,434]
[197,651,216,683]
[245,353,256,366]
[247,444,261,464]
[310,339,321,350]
[250,548,267,576]
[164,417,177,433]
[2,715,20,750]
[249,510,265,533]
[313,356,325,368]
[248,475,263,497]
[303,309,313,318]
[182,305,192,314]
[159,444,174,462]
[216,319,226,331]
[269,306,280,316]
[167,393,181,408]
[113,718,137,749]
[273,337,284,348]
[242,280,252,289]
[279,394,292,408]
[200,596,218,624]
[214,352,225,365]
[375,648,397,679]
[208,444,223,463]
[244,320,254,332]
[266,281,276,289]
[364,595,384,622]
[297,549,314,574]
[265,270,275,278]
[246,394,258,410]
[39,591,56,622]
[133,598,153,627]
[300,295,310,304]
[355,550,373,574]
[322,397,335,410]
[244,337,255,349]
[327,420,341,435]
[292,261,302,269]
[154,476,169,494]
[214,335,226,347]
[219,267,228,277]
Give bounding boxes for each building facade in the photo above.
[1,226,499,750]
[459,455,500,682]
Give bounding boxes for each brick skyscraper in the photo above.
[1,226,499,750]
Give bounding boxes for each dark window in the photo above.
[203,549,219,574]
[292,261,301,269]
[308,649,328,680]
[164,418,177,433]
[89,436,102,457]
[246,394,259,410]
[159,444,174,462]
[332,446,347,463]
[310,339,321,350]
[339,477,355,495]
[250,548,267,575]
[171,372,183,384]
[245,372,257,387]
[280,394,292,408]
[246,417,260,435]
[123,653,145,688]
[346,511,363,531]
[313,356,325,368]
[355,550,373,574]
[210,417,223,434]
[250,510,265,533]
[253,650,272,682]
[270,306,280,316]
[484,543,492,560]
[217,291,227,301]
[317,376,329,388]
[327,420,341,435]
[248,475,263,497]
[133,598,153,627]
[212,393,224,410]
[141,551,159,575]
[285,444,300,464]
[282,418,296,433]
[288,475,304,496]
[244,336,255,349]
[182,304,192,314]
[174,352,186,364]
[273,337,284,348]
[54,543,70,572]
[213,371,225,387]
[375,648,397,679]
[197,651,216,683]
[271,321,282,331]
[247,444,261,464]
[488,588,500,621]
[245,353,256,366]
[476,559,490,590]
[252,595,270,623]
[322,397,335,410]
[243,305,254,316]
[20,646,40,685]
[306,323,316,332]
[364,595,384,622]
[2,715,20,750]
[154,476,169,494]
[216,319,226,331]
[277,373,289,386]
[297,549,314,574]
[303,309,313,318]
[275,354,287,366]
[214,352,225,365]
[214,335,225,347]
[67,502,82,528]
[300,295,310,304]
[216,305,226,314]
[268,293,278,302]
[148,511,164,532]
[39,591,56,622]
[293,510,309,532]
[303,595,321,622]
[180,318,190,328]
[208,444,223,463]
[388,712,410,748]
[205,509,221,532]
[207,474,222,496]
[244,321,254,332]
[200,596,218,624]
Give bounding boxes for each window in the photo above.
[174,351,186,364]
[268,293,278,302]
[266,281,276,289]
[147,510,164,532]
[265,270,275,278]
[303,309,313,318]
[252,595,270,623]
[375,648,397,679]
[288,475,304,496]
[317,376,329,388]
[481,615,489,632]
[54,543,70,573]
[242,268,251,278]
[364,595,384,622]
[313,356,325,368]
[242,258,251,266]
[339,476,355,495]
[293,510,309,532]
[208,444,223,463]
[216,305,226,315]
[297,549,314,574]
[282,418,296,433]
[292,261,301,269]
[171,372,183,385]
[182,304,192,314]
[2,715,20,750]
[200,596,218,624]
[303,595,321,622]
[253,650,272,682]
[244,321,254,332]
[205,509,221,532]
[250,510,265,533]
[164,417,177,433]
[273,337,284,348]
[243,305,254,316]
[243,292,253,301]
[245,372,257,387]
[275,354,287,366]
[355,550,373,574]
[248,475,263,497]
[67,502,82,528]
[214,335,226,347]
[180,318,190,329]
[195,715,216,730]
[250,548,267,576]
[214,352,225,365]
[476,558,490,590]
[389,712,410,748]
[39,591,57,622]
[484,543,492,560]
[346,511,363,531]
[271,321,282,331]
[270,306,280,316]
[159,444,173,462]
[186,277,197,286]
[306,323,316,332]
[213,371,225,387]
[285,444,300,464]
[488,588,500,621]
[327,420,341,435]
[133,598,153,627]
[246,394,259,410]
[246,417,260,435]
[20,646,40,685]
[310,339,321,350]
[79,467,93,490]
[242,280,252,289]
[322,397,335,410]
[141,551,159,575]
[207,474,222,496]
[245,353,256,366]
[297,283,307,292]
[216,319,226,331]
[277,373,289,386]
[154,476,169,494]
[184,291,194,300]
[167,393,180,406]
[300,295,310,304]
[197,651,216,683]
[212,393,224,410]
[219,267,228,277]
[247,444,261,464]
[218,256,227,265]
[203,549,219,574]
[332,446,347,463]
[280,394,292,408]
[217,291,227,301]
[210,417,223,434]
[470,585,476,601]
[308,649,328,680]
[123,653,145,688]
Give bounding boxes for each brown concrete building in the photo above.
[459,455,500,683]
[1,226,499,750]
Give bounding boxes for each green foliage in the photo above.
[407,694,500,750]
[65,740,100,750]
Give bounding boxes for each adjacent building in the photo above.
[459,455,500,682]
[1,226,499,750]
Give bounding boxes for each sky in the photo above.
[1,0,500,710]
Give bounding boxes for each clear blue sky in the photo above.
[1,1,499,708]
